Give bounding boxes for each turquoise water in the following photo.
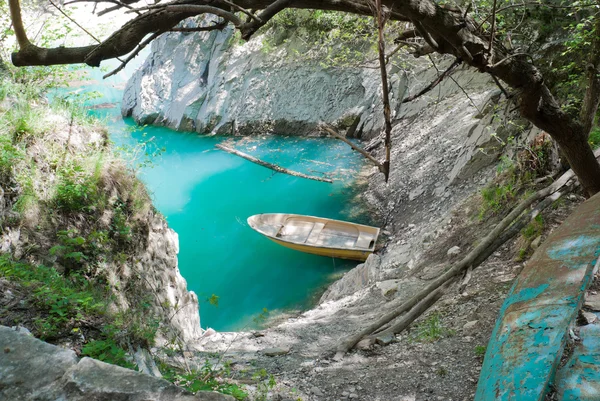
[58,67,368,331]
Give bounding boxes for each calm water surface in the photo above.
[61,67,368,331]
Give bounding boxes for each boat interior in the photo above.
[275,217,376,250]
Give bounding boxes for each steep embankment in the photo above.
[0,75,200,348]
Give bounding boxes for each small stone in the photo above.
[447,246,461,257]
[342,392,349,397]
[355,338,374,350]
[585,293,600,311]
[311,386,324,396]
[349,394,359,399]
[582,311,598,324]
[408,224,416,229]
[202,328,216,337]
[261,347,289,357]
[375,334,395,346]
[462,320,479,331]
[530,236,542,250]
[10,326,31,336]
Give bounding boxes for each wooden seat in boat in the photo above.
[355,232,375,249]
[306,222,325,244]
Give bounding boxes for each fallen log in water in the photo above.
[215,144,333,184]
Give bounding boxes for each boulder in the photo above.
[0,325,233,401]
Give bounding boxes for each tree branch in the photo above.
[320,123,384,172]
[103,31,162,79]
[580,15,600,138]
[401,58,462,103]
[164,5,243,26]
[239,0,294,40]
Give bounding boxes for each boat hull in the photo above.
[247,213,379,262]
[268,237,373,261]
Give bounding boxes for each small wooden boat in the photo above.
[247,213,379,261]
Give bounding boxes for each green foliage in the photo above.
[0,255,105,339]
[474,345,487,357]
[479,180,517,219]
[0,135,24,181]
[207,294,220,307]
[589,126,600,149]
[49,229,112,274]
[259,10,399,66]
[53,161,104,213]
[522,214,544,240]
[159,360,249,400]
[81,339,136,369]
[252,368,277,401]
[411,312,454,343]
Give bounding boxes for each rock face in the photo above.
[122,22,392,137]
[0,325,233,401]
[0,108,201,344]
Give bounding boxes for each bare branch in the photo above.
[490,74,510,98]
[401,58,462,104]
[221,0,262,22]
[8,0,31,49]
[103,31,161,78]
[487,0,497,54]
[394,29,418,43]
[49,0,102,44]
[375,0,393,182]
[169,21,228,32]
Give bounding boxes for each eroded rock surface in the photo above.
[123,20,398,138]
[0,325,232,401]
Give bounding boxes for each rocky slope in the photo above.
[0,81,201,345]
[118,15,573,400]
[151,51,559,400]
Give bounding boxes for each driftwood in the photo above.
[215,144,333,184]
[320,124,384,172]
[333,151,600,358]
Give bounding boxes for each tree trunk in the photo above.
[580,16,600,138]
[551,126,600,196]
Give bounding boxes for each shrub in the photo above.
[589,126,600,149]
[53,162,104,213]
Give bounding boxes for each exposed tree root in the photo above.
[215,144,333,183]
[333,151,600,358]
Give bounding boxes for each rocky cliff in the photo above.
[0,80,201,345]
[122,19,399,138]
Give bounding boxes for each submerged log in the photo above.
[215,144,333,183]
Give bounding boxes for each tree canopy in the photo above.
[6,0,600,196]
